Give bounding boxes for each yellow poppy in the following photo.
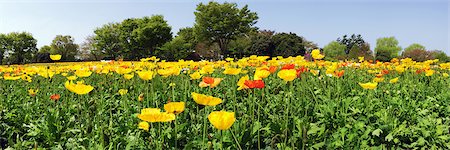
[237,75,249,90]
[277,69,297,82]
[373,77,384,83]
[124,73,134,80]
[223,67,241,75]
[190,71,202,80]
[64,81,94,95]
[425,70,434,76]
[67,76,77,81]
[191,92,222,106]
[138,121,149,131]
[28,89,38,96]
[116,67,132,74]
[75,69,92,77]
[137,70,154,80]
[254,69,270,80]
[164,102,185,114]
[311,49,324,60]
[137,108,175,123]
[118,89,128,95]
[208,110,236,130]
[50,54,61,61]
[389,77,399,84]
[359,82,378,90]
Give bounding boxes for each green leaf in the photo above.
[385,133,394,142]
[372,129,383,137]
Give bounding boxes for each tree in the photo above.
[119,15,172,60]
[93,16,172,60]
[248,30,275,56]
[337,34,366,54]
[375,37,402,61]
[39,45,52,53]
[272,32,306,57]
[401,49,433,62]
[2,32,37,64]
[0,34,7,64]
[50,35,79,61]
[194,1,258,58]
[323,41,346,60]
[430,50,449,62]
[157,27,196,61]
[93,23,123,59]
[78,35,100,61]
[404,43,426,52]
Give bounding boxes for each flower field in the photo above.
[1,54,450,149]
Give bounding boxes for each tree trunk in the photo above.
[218,39,229,59]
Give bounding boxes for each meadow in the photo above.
[1,53,450,149]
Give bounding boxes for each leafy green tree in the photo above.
[248,30,275,56]
[93,23,123,59]
[79,35,101,61]
[194,1,258,57]
[50,35,79,61]
[157,27,196,61]
[228,35,251,57]
[404,43,426,52]
[337,34,366,54]
[272,32,306,57]
[430,50,449,62]
[119,15,172,60]
[323,41,346,60]
[0,34,7,63]
[2,32,38,64]
[375,37,402,61]
[39,45,52,53]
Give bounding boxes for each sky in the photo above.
[0,0,448,54]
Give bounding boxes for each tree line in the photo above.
[0,1,448,64]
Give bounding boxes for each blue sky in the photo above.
[1,0,448,54]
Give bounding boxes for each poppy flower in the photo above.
[137,108,175,123]
[190,72,202,80]
[164,102,185,114]
[28,89,38,96]
[281,64,295,70]
[75,69,92,78]
[199,77,222,88]
[237,75,250,90]
[311,49,324,60]
[118,89,128,95]
[277,69,297,82]
[50,54,61,61]
[124,73,134,80]
[359,82,378,90]
[333,70,345,78]
[137,70,154,80]
[223,67,241,75]
[138,122,150,131]
[65,81,94,95]
[191,92,222,106]
[50,94,60,101]
[389,77,399,84]
[254,69,270,80]
[244,80,265,89]
[296,66,309,78]
[208,110,236,130]
[373,77,384,83]
[425,69,434,76]
[138,94,144,102]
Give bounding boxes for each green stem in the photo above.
[230,130,242,150]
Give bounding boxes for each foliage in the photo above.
[272,32,306,57]
[430,50,449,62]
[157,27,196,61]
[39,45,52,53]
[0,32,38,64]
[93,23,123,59]
[404,43,426,52]
[348,43,373,61]
[50,35,79,61]
[323,41,347,60]
[193,1,258,57]
[337,34,366,54]
[79,35,102,61]
[401,49,434,62]
[375,37,402,60]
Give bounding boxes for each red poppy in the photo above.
[193,66,198,70]
[381,69,389,75]
[334,70,345,78]
[296,66,309,78]
[268,66,277,73]
[202,77,215,84]
[244,80,265,89]
[281,64,295,70]
[50,94,60,101]
[416,69,423,74]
